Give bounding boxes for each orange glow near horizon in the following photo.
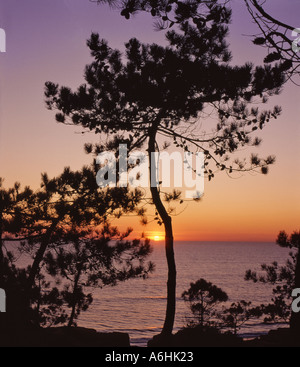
[0,1,299,244]
[146,232,164,242]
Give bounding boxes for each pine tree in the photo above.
[45,0,286,334]
[0,165,151,327]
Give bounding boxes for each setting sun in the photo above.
[148,233,164,242]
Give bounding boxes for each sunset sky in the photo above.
[0,0,299,242]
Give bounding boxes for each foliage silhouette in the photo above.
[0,166,154,327]
[245,230,300,334]
[245,0,300,85]
[182,278,228,327]
[181,279,267,336]
[42,224,154,327]
[46,0,286,334]
[221,300,258,335]
[92,0,232,29]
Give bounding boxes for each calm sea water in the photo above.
[76,241,292,346]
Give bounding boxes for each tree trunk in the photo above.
[68,265,82,328]
[24,219,59,317]
[27,220,58,290]
[148,128,177,335]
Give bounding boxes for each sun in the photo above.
[152,234,163,242]
[147,232,163,242]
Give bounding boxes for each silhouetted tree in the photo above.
[0,179,37,327]
[92,0,231,27]
[221,300,257,335]
[0,165,151,327]
[42,224,154,327]
[276,230,300,334]
[245,230,300,334]
[0,179,35,282]
[22,166,141,304]
[93,0,299,84]
[45,0,286,334]
[182,278,228,327]
[245,0,300,84]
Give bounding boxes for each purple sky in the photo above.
[0,0,299,241]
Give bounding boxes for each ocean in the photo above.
[77,241,292,346]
